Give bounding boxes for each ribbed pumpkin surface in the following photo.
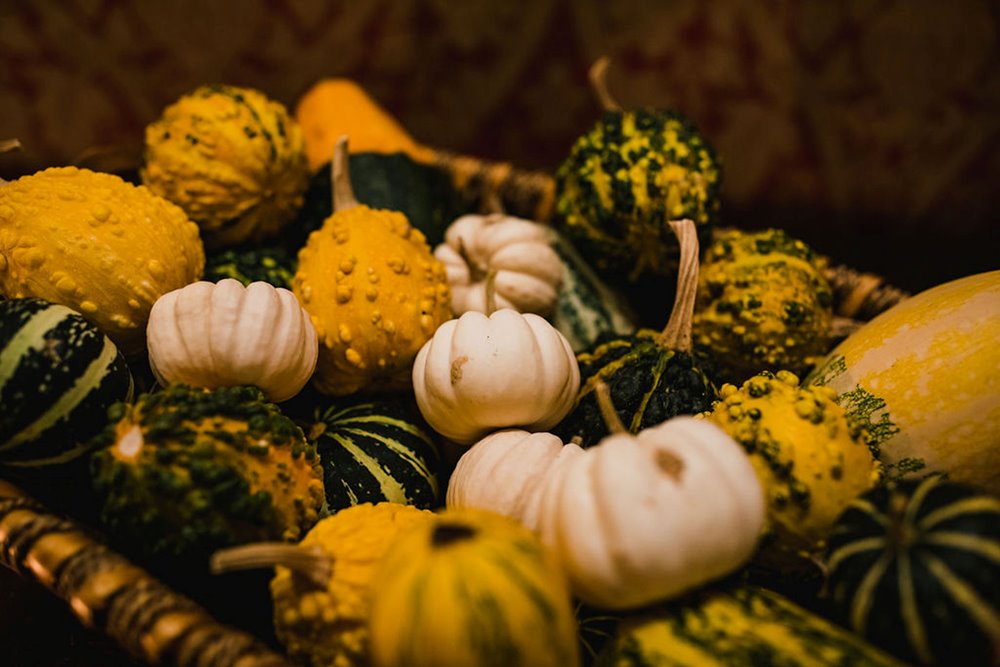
[825,476,1000,665]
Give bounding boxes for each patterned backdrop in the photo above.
[1,0,998,289]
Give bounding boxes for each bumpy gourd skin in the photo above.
[294,205,452,396]
[90,384,326,565]
[693,229,833,385]
[702,371,882,573]
[555,109,721,282]
[0,167,204,356]
[141,84,309,249]
[270,503,433,667]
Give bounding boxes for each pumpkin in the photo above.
[594,584,905,667]
[0,298,132,470]
[446,429,586,531]
[693,228,834,385]
[435,213,563,317]
[807,270,1000,493]
[293,137,453,396]
[368,507,580,667]
[90,384,326,566]
[554,59,721,283]
[304,398,443,511]
[702,370,882,573]
[537,403,765,610]
[294,78,436,171]
[212,502,434,667]
[203,245,296,290]
[141,84,310,249]
[0,166,205,356]
[555,219,717,448]
[412,303,580,446]
[824,476,1000,665]
[146,279,318,403]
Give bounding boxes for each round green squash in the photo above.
[825,476,1000,665]
[203,245,296,290]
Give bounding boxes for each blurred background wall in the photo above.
[1,0,998,292]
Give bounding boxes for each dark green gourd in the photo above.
[203,245,296,290]
[555,219,717,448]
[825,476,1000,666]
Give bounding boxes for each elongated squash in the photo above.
[807,270,1000,493]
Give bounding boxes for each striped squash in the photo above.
[308,399,443,511]
[0,298,133,468]
[824,476,1000,665]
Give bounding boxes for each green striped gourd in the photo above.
[825,476,1000,665]
[203,246,296,290]
[595,584,904,667]
[0,298,133,468]
[306,399,443,511]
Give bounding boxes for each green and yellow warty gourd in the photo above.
[0,167,204,356]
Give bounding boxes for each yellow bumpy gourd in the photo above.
[141,84,309,249]
[0,166,204,355]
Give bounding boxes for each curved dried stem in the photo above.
[0,139,22,154]
[211,543,331,589]
[588,57,623,112]
[331,135,359,212]
[593,380,627,434]
[657,219,699,352]
[484,268,499,315]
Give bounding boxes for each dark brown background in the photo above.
[1,1,998,664]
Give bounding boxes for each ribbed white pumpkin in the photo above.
[434,214,563,317]
[536,417,765,610]
[147,279,318,402]
[412,309,580,446]
[446,429,585,531]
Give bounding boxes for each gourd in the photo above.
[141,84,310,249]
[537,387,765,609]
[807,270,1000,493]
[203,245,296,290]
[294,78,436,171]
[702,370,882,572]
[293,137,453,396]
[435,213,563,317]
[555,219,716,448]
[212,502,433,667]
[595,584,905,667]
[824,476,1000,666]
[304,398,443,511]
[554,59,721,282]
[411,281,580,446]
[146,279,318,403]
[90,384,326,565]
[693,228,834,384]
[368,507,580,667]
[446,429,585,531]
[0,166,205,356]
[0,298,133,469]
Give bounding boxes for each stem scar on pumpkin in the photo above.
[211,542,331,589]
[431,522,476,547]
[450,355,470,385]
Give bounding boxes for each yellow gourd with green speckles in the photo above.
[293,137,451,396]
[702,371,881,573]
[0,166,204,356]
[141,84,309,249]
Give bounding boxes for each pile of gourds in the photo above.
[0,64,998,667]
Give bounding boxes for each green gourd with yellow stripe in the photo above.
[824,476,1000,665]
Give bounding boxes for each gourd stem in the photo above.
[485,269,499,315]
[593,381,627,434]
[657,219,699,352]
[0,139,21,186]
[588,57,623,112]
[331,135,359,212]
[210,543,331,589]
[483,190,505,216]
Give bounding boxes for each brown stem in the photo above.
[482,190,505,216]
[0,139,21,186]
[588,57,623,112]
[485,269,499,315]
[331,135,359,212]
[657,219,699,352]
[210,543,331,589]
[593,381,627,434]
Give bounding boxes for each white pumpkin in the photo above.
[147,279,318,402]
[535,416,765,609]
[434,213,563,317]
[412,309,580,445]
[446,429,585,531]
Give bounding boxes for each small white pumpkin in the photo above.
[434,213,563,317]
[147,279,318,402]
[536,416,765,610]
[446,429,585,531]
[412,309,580,446]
